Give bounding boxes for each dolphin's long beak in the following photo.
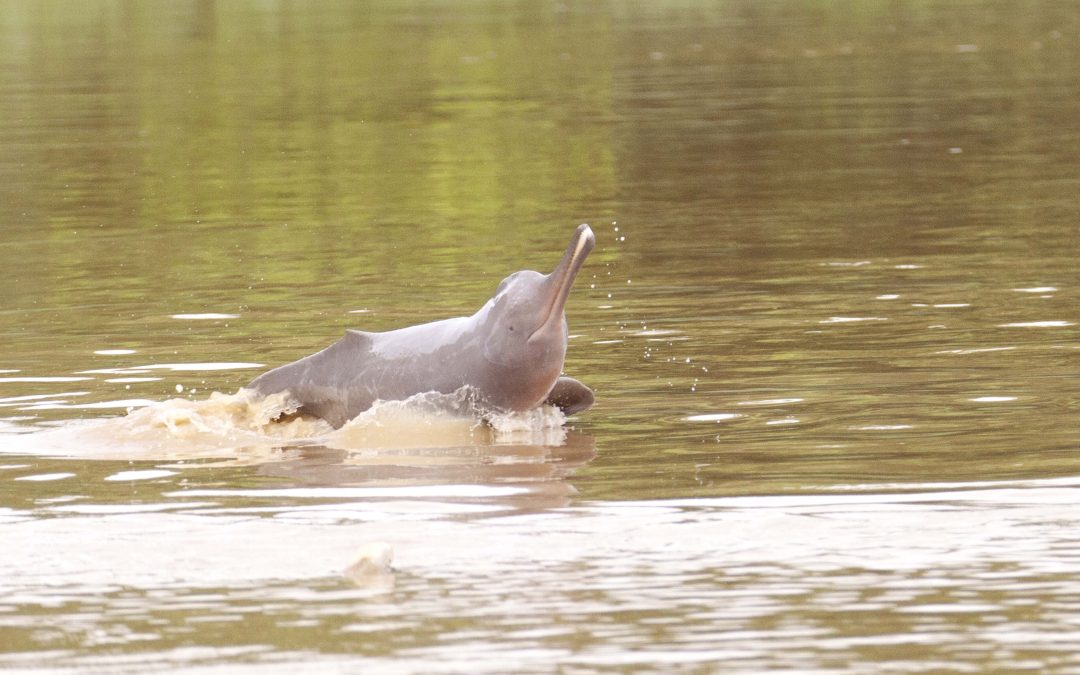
[530,224,595,341]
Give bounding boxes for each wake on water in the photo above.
[2,387,570,461]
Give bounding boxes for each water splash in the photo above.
[330,387,568,450]
[2,387,573,460]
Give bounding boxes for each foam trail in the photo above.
[1,388,572,461]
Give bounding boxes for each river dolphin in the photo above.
[248,224,596,428]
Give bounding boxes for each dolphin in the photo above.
[248,224,596,428]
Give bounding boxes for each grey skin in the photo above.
[248,224,596,429]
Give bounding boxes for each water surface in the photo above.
[1,1,1079,671]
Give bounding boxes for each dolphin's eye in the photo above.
[508,325,514,332]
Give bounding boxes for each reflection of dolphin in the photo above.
[249,225,596,429]
[258,430,598,486]
[257,431,598,512]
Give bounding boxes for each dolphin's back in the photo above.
[249,330,377,428]
[249,322,481,428]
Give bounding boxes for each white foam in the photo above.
[0,390,326,461]
[3,387,575,461]
[331,388,568,450]
[486,406,567,446]
[332,391,490,450]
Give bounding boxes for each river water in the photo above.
[2,1,1079,672]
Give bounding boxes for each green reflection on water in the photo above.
[3,1,1080,671]
[1,0,1078,496]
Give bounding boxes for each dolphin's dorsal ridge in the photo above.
[345,329,375,343]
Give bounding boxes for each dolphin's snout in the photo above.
[572,223,596,261]
[529,224,595,341]
[558,224,595,279]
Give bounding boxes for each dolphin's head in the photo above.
[481,224,595,409]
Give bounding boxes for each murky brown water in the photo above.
[2,1,1079,671]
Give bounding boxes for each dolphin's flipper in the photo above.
[545,376,595,416]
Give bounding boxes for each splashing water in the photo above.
[330,387,567,450]
[2,387,570,461]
